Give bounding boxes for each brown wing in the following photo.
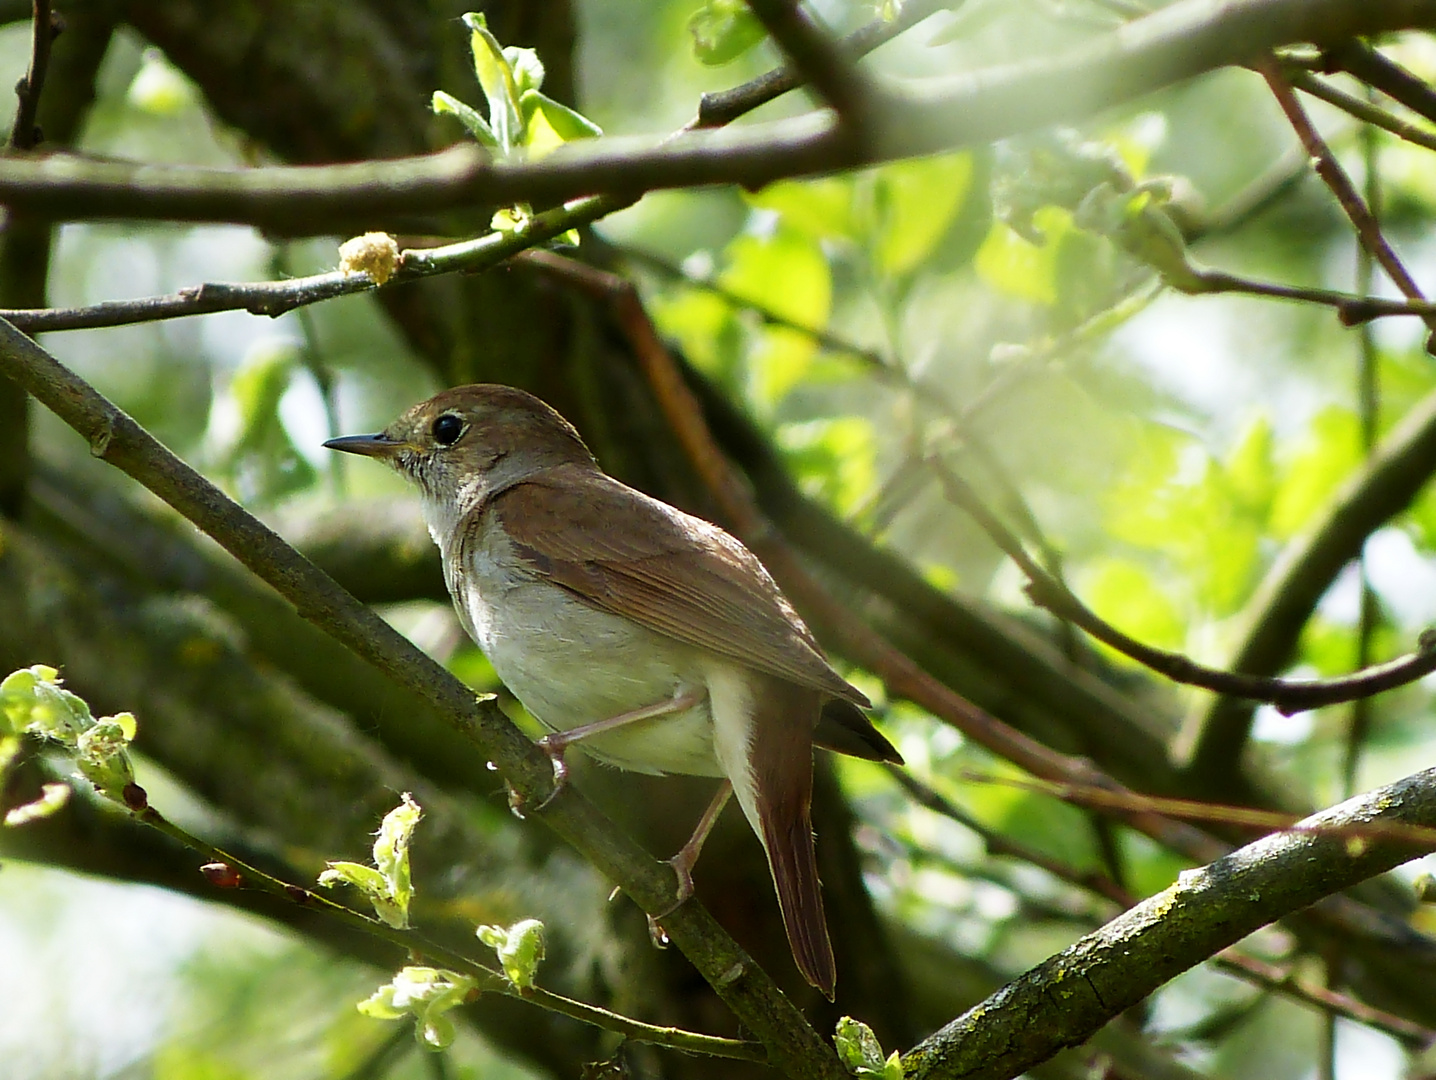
[487,464,868,706]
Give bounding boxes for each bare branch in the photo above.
[743,0,876,127]
[1260,60,1436,345]
[8,0,56,150]
[0,0,1430,229]
[928,456,1436,715]
[904,767,1436,1080]
[694,0,950,128]
[1321,39,1436,127]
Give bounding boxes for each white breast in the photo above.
[445,512,725,778]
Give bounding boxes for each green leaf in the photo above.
[1270,407,1362,538]
[431,90,499,149]
[319,793,422,928]
[835,1016,893,1076]
[689,0,767,65]
[746,177,859,241]
[974,208,1075,305]
[476,918,546,990]
[503,46,545,97]
[1083,558,1185,655]
[221,341,317,505]
[462,12,523,153]
[519,90,603,158]
[718,226,831,407]
[777,417,877,517]
[358,966,477,1050]
[872,152,976,277]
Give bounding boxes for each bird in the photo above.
[325,383,902,999]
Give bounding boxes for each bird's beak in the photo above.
[322,433,406,458]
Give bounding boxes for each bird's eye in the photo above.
[431,414,464,446]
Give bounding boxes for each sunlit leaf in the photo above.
[746,177,858,241]
[689,0,767,65]
[872,153,976,277]
[463,12,523,153]
[1269,407,1362,538]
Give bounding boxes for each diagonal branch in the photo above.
[927,456,1436,714]
[742,0,876,127]
[904,767,1436,1080]
[1260,59,1436,344]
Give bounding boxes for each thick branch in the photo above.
[0,0,1431,228]
[904,767,1436,1080]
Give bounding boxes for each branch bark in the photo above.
[0,0,1431,229]
[904,767,1436,1080]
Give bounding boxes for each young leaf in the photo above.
[318,793,423,928]
[477,918,546,991]
[462,12,523,153]
[504,46,545,97]
[358,966,477,1050]
[431,90,500,149]
[689,0,767,66]
[520,90,603,157]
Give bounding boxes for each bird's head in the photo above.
[324,383,596,531]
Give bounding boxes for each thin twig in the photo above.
[927,455,1436,714]
[8,0,55,150]
[743,0,876,127]
[1288,68,1436,154]
[1260,59,1436,345]
[887,765,1132,906]
[956,769,1436,848]
[1321,40,1436,128]
[1211,950,1434,1049]
[117,785,766,1062]
[692,0,951,129]
[1345,112,1382,800]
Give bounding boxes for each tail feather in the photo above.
[759,791,836,1000]
[708,667,837,999]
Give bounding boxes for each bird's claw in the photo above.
[530,734,570,812]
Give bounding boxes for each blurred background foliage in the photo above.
[4,1,1436,1079]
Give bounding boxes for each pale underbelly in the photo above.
[459,575,726,777]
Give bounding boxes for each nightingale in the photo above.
[325,384,901,999]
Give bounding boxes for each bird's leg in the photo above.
[533,688,705,809]
[650,780,732,932]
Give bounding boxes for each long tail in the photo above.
[710,669,836,999]
[758,778,835,999]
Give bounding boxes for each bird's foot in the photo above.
[530,733,571,812]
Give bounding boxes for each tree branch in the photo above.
[0,0,1430,229]
[742,0,875,127]
[1321,39,1436,127]
[903,767,1436,1080]
[928,456,1436,714]
[8,0,55,150]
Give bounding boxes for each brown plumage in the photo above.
[325,383,902,999]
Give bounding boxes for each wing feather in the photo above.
[486,465,867,706]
